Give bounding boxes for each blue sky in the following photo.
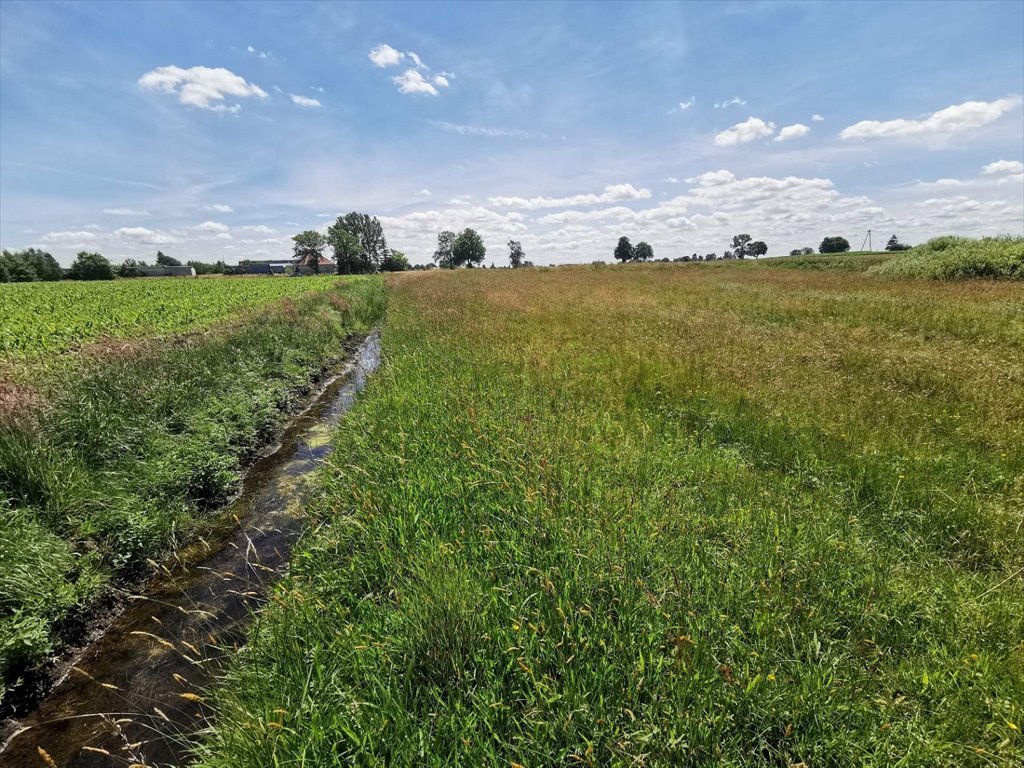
[1,0,1022,265]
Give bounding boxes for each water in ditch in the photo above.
[1,332,381,767]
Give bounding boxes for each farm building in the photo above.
[137,266,197,277]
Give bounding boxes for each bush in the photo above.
[68,251,114,281]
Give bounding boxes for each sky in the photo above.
[1,0,1022,267]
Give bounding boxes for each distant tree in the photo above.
[705,252,717,261]
[68,251,114,281]
[801,247,813,255]
[819,236,851,254]
[731,233,752,259]
[749,240,768,259]
[885,234,911,251]
[119,258,147,277]
[434,230,456,268]
[0,248,62,281]
[614,236,634,263]
[186,259,225,275]
[327,223,365,274]
[329,213,388,272]
[634,241,654,262]
[508,239,525,268]
[292,230,328,273]
[381,249,410,272]
[453,228,486,268]
[155,251,182,267]
[723,250,734,259]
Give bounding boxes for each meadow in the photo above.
[197,263,1023,767]
[0,275,386,708]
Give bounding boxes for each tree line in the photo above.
[290,212,410,274]
[789,234,911,256]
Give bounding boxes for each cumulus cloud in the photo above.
[839,96,1022,141]
[369,43,404,67]
[715,97,746,109]
[290,93,321,107]
[40,230,99,245]
[103,207,150,216]
[240,225,276,233]
[714,117,776,146]
[392,69,438,96]
[138,65,267,111]
[774,123,811,142]
[812,114,824,121]
[981,159,1024,175]
[415,189,432,197]
[195,220,230,233]
[428,120,541,139]
[114,226,177,244]
[489,183,652,210]
[432,74,450,87]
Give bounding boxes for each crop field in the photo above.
[0,275,386,706]
[197,264,1023,767]
[0,275,347,358]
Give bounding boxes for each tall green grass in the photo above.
[197,266,1023,767]
[873,236,1024,280]
[0,277,386,705]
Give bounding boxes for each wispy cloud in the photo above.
[670,97,695,113]
[428,120,543,139]
[840,96,1022,141]
[714,97,746,109]
[103,207,150,216]
[489,183,651,210]
[289,93,321,108]
[246,45,271,60]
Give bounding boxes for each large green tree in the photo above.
[749,240,768,259]
[156,251,182,267]
[634,241,654,262]
[508,239,525,269]
[731,234,752,259]
[292,230,329,273]
[68,251,114,281]
[434,230,456,269]
[0,248,62,281]
[327,212,389,273]
[614,236,634,263]
[453,229,486,268]
[819,236,851,254]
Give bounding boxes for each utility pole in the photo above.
[860,229,872,252]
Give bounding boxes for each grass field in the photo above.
[195,264,1023,766]
[0,275,386,705]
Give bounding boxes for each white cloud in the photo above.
[428,120,541,139]
[981,159,1024,175]
[414,189,432,197]
[714,117,776,146]
[432,74,450,88]
[812,114,824,122]
[103,207,150,216]
[246,45,270,60]
[138,65,267,111]
[310,86,324,93]
[839,96,1023,141]
[369,43,404,68]
[195,220,230,233]
[489,183,652,210]
[204,203,234,213]
[114,226,177,244]
[407,51,426,69]
[392,69,438,96]
[774,123,811,142]
[670,97,695,113]
[240,224,276,233]
[290,93,321,108]
[40,230,99,246]
[664,177,680,184]
[715,97,746,109]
